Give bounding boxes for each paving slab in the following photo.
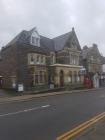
[0,89,11,97]
[0,87,104,104]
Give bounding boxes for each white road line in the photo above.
[0,104,50,117]
[42,105,50,108]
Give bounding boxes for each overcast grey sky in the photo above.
[0,0,105,55]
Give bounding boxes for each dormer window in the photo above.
[32,37,36,44]
[30,28,40,47]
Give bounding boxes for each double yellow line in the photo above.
[56,112,105,140]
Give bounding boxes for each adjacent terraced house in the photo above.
[82,44,103,75]
[0,27,83,91]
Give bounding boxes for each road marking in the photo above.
[56,112,105,140]
[42,105,50,108]
[0,104,50,117]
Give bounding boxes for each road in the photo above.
[0,89,105,140]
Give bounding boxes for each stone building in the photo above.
[82,44,103,75]
[102,57,105,73]
[0,27,82,91]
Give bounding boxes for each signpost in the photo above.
[18,84,24,92]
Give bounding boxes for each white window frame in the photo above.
[36,55,40,64]
[28,53,35,65]
[50,53,55,64]
[30,30,40,47]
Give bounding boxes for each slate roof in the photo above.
[6,29,55,52]
[18,43,48,54]
[53,32,72,51]
[40,35,55,52]
[7,30,31,46]
[6,27,81,53]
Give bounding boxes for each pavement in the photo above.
[0,87,105,104]
[0,89,11,97]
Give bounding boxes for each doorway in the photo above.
[60,70,64,87]
[0,76,3,88]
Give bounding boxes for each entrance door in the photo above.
[0,76,3,88]
[60,70,64,87]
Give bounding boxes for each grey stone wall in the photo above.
[0,44,18,88]
[16,43,47,90]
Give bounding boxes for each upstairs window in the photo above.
[50,53,55,64]
[36,55,40,64]
[30,29,40,47]
[32,37,36,45]
[30,54,34,62]
[28,53,35,65]
[41,56,43,63]
[41,56,46,64]
[70,54,79,65]
[28,53,46,65]
[36,38,39,46]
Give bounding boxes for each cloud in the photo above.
[0,0,105,55]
